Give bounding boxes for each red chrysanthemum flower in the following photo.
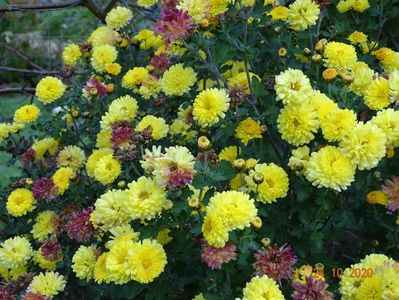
[0,287,16,300]
[111,124,133,150]
[168,168,194,189]
[150,54,171,74]
[382,176,399,212]
[22,292,50,300]
[200,240,238,270]
[31,178,57,202]
[40,238,63,262]
[159,0,179,9]
[66,207,96,242]
[292,276,333,300]
[21,148,35,164]
[154,9,194,43]
[253,243,297,282]
[83,78,108,99]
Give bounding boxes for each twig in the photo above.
[0,66,59,75]
[0,87,35,95]
[1,43,45,71]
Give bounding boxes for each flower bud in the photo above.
[373,171,381,179]
[366,191,388,205]
[188,197,200,209]
[303,48,312,56]
[89,87,98,96]
[251,217,262,229]
[340,71,355,84]
[198,136,211,151]
[386,147,395,159]
[253,172,264,184]
[315,38,327,53]
[274,26,281,33]
[261,238,271,247]
[71,109,79,118]
[371,240,379,247]
[278,47,287,57]
[312,54,321,63]
[117,181,126,188]
[234,159,246,171]
[260,124,267,133]
[25,178,33,185]
[322,68,338,81]
[200,19,209,28]
[107,83,115,93]
[164,200,173,210]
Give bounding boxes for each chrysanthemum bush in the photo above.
[1,0,399,299]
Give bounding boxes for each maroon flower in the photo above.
[0,286,16,300]
[111,124,133,150]
[200,240,237,269]
[83,78,108,99]
[21,148,35,164]
[22,292,50,300]
[253,243,297,282]
[292,276,334,300]
[31,178,57,201]
[167,168,193,189]
[150,54,171,74]
[382,176,399,212]
[66,207,96,242]
[154,9,194,43]
[40,238,63,262]
[159,0,179,9]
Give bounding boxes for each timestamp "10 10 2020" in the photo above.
[331,267,374,279]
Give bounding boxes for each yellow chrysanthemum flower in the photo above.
[286,0,320,31]
[202,210,230,248]
[219,146,238,164]
[93,154,121,185]
[62,43,82,66]
[373,47,399,73]
[268,6,289,20]
[161,64,197,96]
[127,176,168,221]
[94,252,111,284]
[349,62,374,96]
[193,88,230,127]
[337,0,370,13]
[96,129,112,148]
[242,275,284,300]
[156,228,173,245]
[366,191,388,205]
[308,90,338,122]
[209,0,230,16]
[235,118,263,145]
[52,167,75,195]
[105,62,121,75]
[106,224,140,249]
[364,77,390,110]
[228,72,259,94]
[139,76,161,99]
[0,236,32,269]
[13,104,40,124]
[177,0,209,23]
[35,76,66,104]
[305,146,356,191]
[106,239,134,284]
[32,137,59,160]
[370,108,399,148]
[347,31,368,44]
[340,122,387,170]
[72,245,98,281]
[28,271,66,297]
[0,265,27,281]
[323,42,357,70]
[122,67,149,90]
[389,70,399,101]
[57,145,86,170]
[277,102,319,146]
[246,163,289,204]
[6,188,35,217]
[92,189,133,230]
[31,211,57,242]
[320,108,357,141]
[105,6,133,30]
[91,45,118,73]
[127,239,167,284]
[288,146,311,172]
[137,0,158,8]
[133,29,163,50]
[136,115,169,140]
[86,148,113,178]
[275,68,313,105]
[109,95,138,121]
[88,26,116,47]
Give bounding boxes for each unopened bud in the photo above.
[322,68,338,81]
[278,47,287,57]
[198,136,211,151]
[89,87,98,96]
[107,83,115,93]
[253,172,264,184]
[371,240,379,247]
[315,38,327,53]
[71,109,79,118]
[251,217,262,229]
[340,71,355,83]
[261,238,271,247]
[188,197,200,209]
[312,54,321,63]
[303,48,312,56]
[200,19,209,28]
[387,148,395,159]
[234,159,246,171]
[260,125,267,133]
[117,181,126,188]
[25,178,33,185]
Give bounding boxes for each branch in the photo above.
[0,66,60,75]
[0,0,82,11]
[0,87,35,95]
[1,43,45,71]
